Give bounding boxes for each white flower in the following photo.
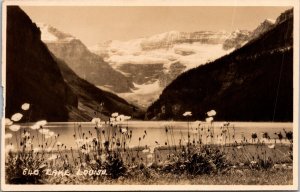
[5,144,15,153]
[39,128,49,135]
[90,160,97,164]
[5,118,13,126]
[100,154,106,162]
[11,113,23,122]
[109,117,116,122]
[30,124,40,130]
[142,148,150,153]
[268,144,275,149]
[5,133,13,139]
[116,114,126,122]
[121,128,127,133]
[46,147,53,152]
[207,109,217,117]
[47,154,58,161]
[191,130,198,134]
[205,117,214,123]
[111,112,119,117]
[124,116,131,120]
[25,139,32,146]
[147,154,153,159]
[91,118,101,125]
[9,124,21,132]
[36,120,47,127]
[183,111,192,117]
[21,132,30,138]
[33,147,42,153]
[21,103,30,111]
[75,138,84,146]
[237,146,243,149]
[48,131,56,137]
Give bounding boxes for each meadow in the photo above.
[4,104,293,185]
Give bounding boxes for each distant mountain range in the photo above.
[37,16,276,109]
[146,8,293,121]
[6,6,142,122]
[88,19,276,108]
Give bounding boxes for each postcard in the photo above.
[1,0,299,191]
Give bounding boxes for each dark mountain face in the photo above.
[41,30,134,93]
[146,9,293,122]
[6,6,78,121]
[55,58,144,120]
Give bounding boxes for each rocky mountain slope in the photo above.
[38,23,134,93]
[55,57,144,120]
[146,9,293,121]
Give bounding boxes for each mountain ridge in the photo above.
[145,9,293,122]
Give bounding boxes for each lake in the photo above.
[5,121,293,149]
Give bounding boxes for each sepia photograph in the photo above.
[1,0,299,191]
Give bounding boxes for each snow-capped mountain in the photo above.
[89,20,274,108]
[36,15,277,109]
[89,30,238,108]
[37,23,134,93]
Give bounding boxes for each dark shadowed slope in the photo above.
[6,6,77,121]
[55,58,144,120]
[146,9,293,122]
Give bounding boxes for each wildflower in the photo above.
[9,124,21,132]
[39,128,50,135]
[207,110,217,117]
[124,116,131,120]
[75,138,84,146]
[111,112,119,117]
[5,118,13,126]
[147,154,153,159]
[250,160,257,165]
[21,132,30,138]
[21,103,30,111]
[121,128,127,133]
[183,111,192,117]
[33,147,42,153]
[237,146,243,149]
[39,163,47,169]
[25,139,32,147]
[91,118,101,125]
[205,117,213,123]
[11,113,23,122]
[5,144,15,153]
[90,160,97,164]
[48,131,56,137]
[47,154,58,161]
[116,114,125,122]
[30,124,40,130]
[268,144,275,149]
[36,120,47,127]
[100,154,106,162]
[142,148,150,153]
[5,133,13,139]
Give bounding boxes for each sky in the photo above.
[21,6,291,47]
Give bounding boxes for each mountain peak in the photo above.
[36,23,75,42]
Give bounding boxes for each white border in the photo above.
[1,0,299,191]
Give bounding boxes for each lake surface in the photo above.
[5,121,293,149]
